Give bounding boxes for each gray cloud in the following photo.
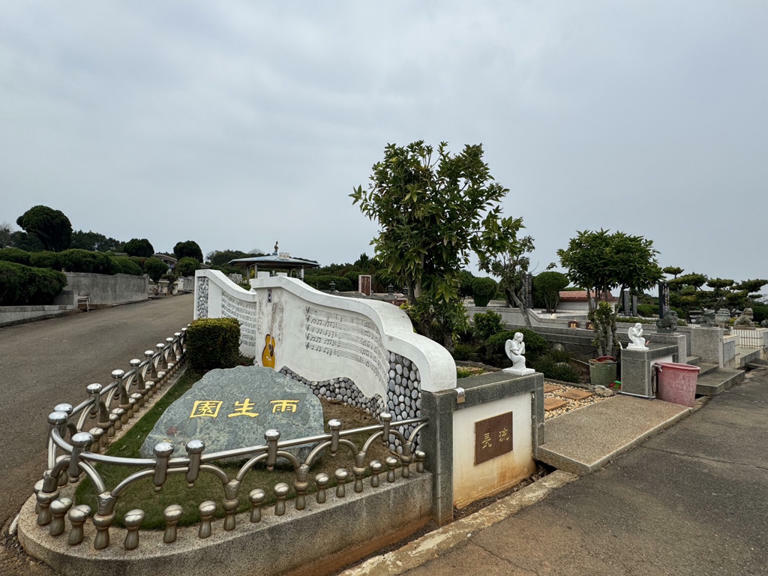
[1,1,766,284]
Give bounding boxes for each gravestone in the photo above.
[140,365,325,459]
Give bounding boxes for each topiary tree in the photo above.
[471,277,498,307]
[144,257,168,282]
[533,271,569,313]
[124,238,155,258]
[176,257,201,277]
[174,240,203,262]
[16,205,72,252]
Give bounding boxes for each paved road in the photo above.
[402,368,768,575]
[0,295,193,530]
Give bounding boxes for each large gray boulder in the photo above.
[140,365,325,460]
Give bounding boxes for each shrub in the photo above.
[186,318,241,371]
[0,261,67,305]
[0,247,31,265]
[453,342,481,362]
[472,276,497,307]
[124,238,155,258]
[175,257,200,277]
[144,257,169,282]
[636,303,657,317]
[113,256,143,276]
[29,251,62,270]
[533,353,580,383]
[58,249,119,275]
[473,311,503,340]
[483,328,548,367]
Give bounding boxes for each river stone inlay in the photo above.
[140,365,324,458]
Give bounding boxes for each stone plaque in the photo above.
[140,365,325,459]
[474,412,514,465]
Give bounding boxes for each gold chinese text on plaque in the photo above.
[474,412,513,465]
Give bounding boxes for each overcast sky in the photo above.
[1,1,766,284]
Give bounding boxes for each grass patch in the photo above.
[74,369,394,529]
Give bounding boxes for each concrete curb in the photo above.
[339,470,578,575]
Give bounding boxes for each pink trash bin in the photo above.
[655,362,700,407]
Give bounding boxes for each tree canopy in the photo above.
[16,205,72,252]
[124,238,155,258]
[533,271,569,313]
[174,240,203,262]
[476,216,535,324]
[557,229,661,310]
[351,141,513,347]
[70,230,124,252]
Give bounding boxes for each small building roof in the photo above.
[229,253,320,270]
[559,290,617,302]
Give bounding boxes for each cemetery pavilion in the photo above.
[229,242,319,280]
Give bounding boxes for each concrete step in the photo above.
[685,355,701,365]
[690,361,719,377]
[535,395,691,475]
[695,368,745,397]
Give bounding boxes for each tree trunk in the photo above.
[508,288,533,328]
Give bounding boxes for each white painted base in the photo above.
[503,367,536,376]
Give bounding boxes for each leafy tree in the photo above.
[70,230,124,252]
[477,216,535,326]
[558,229,661,355]
[472,311,503,340]
[611,231,662,314]
[458,270,475,298]
[352,141,510,347]
[9,231,44,251]
[706,278,734,309]
[533,271,569,313]
[16,205,72,251]
[557,229,614,313]
[176,257,201,277]
[0,223,13,248]
[206,249,253,274]
[144,257,168,282]
[174,240,203,262]
[124,238,155,258]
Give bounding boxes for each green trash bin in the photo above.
[589,356,617,387]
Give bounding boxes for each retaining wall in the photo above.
[64,272,148,306]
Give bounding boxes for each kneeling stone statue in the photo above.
[503,332,535,376]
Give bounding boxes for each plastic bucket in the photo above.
[655,362,700,407]
[589,358,617,387]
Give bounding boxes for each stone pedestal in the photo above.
[503,367,535,376]
[620,346,675,399]
[689,326,725,367]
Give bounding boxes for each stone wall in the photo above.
[63,272,148,306]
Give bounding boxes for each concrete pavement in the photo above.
[0,296,193,530]
[348,367,768,575]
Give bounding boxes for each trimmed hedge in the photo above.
[0,247,31,265]
[0,261,67,305]
[0,248,144,276]
[186,318,241,371]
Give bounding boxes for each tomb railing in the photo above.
[32,325,428,551]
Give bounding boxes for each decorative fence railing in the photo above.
[32,327,428,552]
[731,327,767,349]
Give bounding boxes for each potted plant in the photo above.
[589,302,618,386]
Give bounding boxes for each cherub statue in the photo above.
[503,332,535,375]
[627,323,648,350]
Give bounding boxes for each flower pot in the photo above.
[589,358,617,387]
